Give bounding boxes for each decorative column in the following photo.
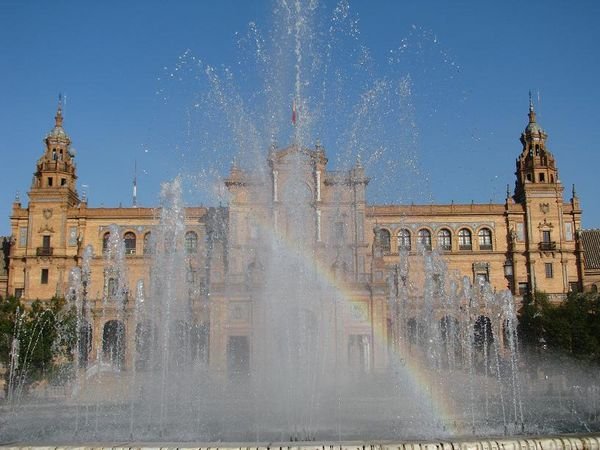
[316,170,321,202]
[316,209,322,242]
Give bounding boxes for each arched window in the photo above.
[592,284,598,293]
[124,232,136,255]
[397,229,411,251]
[102,232,110,254]
[478,228,493,250]
[185,231,198,254]
[458,228,472,250]
[437,229,452,251]
[143,232,153,255]
[376,228,391,253]
[418,229,432,251]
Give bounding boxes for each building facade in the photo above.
[2,99,591,375]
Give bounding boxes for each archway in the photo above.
[473,315,494,350]
[102,320,126,368]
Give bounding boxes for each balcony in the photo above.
[36,246,53,256]
[539,241,557,251]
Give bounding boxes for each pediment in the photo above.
[269,144,327,167]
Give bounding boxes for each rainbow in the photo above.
[249,216,464,436]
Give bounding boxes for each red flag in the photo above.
[291,99,297,126]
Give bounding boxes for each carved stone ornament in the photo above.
[38,225,55,233]
[43,208,53,219]
[538,219,553,229]
[539,203,550,214]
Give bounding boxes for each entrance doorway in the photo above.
[227,335,250,378]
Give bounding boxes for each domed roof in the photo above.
[524,93,545,135]
[45,102,70,141]
[525,120,543,134]
[46,124,69,139]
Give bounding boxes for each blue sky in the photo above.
[1,0,599,235]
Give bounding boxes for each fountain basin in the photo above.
[3,435,600,450]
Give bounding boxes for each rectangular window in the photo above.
[565,222,573,241]
[14,288,23,299]
[516,223,524,241]
[19,227,27,247]
[518,282,529,296]
[570,282,579,293]
[47,177,53,187]
[61,178,66,186]
[542,230,551,243]
[545,263,553,278]
[107,278,118,298]
[41,269,49,284]
[43,235,51,248]
[472,262,489,286]
[69,226,78,246]
[475,273,489,285]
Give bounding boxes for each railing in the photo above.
[42,161,73,173]
[539,241,557,251]
[36,246,53,256]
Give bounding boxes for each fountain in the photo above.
[1,0,600,448]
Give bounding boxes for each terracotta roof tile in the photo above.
[582,229,600,270]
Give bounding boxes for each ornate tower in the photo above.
[8,98,81,301]
[514,95,559,202]
[510,96,582,297]
[29,96,79,206]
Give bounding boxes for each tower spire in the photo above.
[528,90,536,123]
[55,93,64,127]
